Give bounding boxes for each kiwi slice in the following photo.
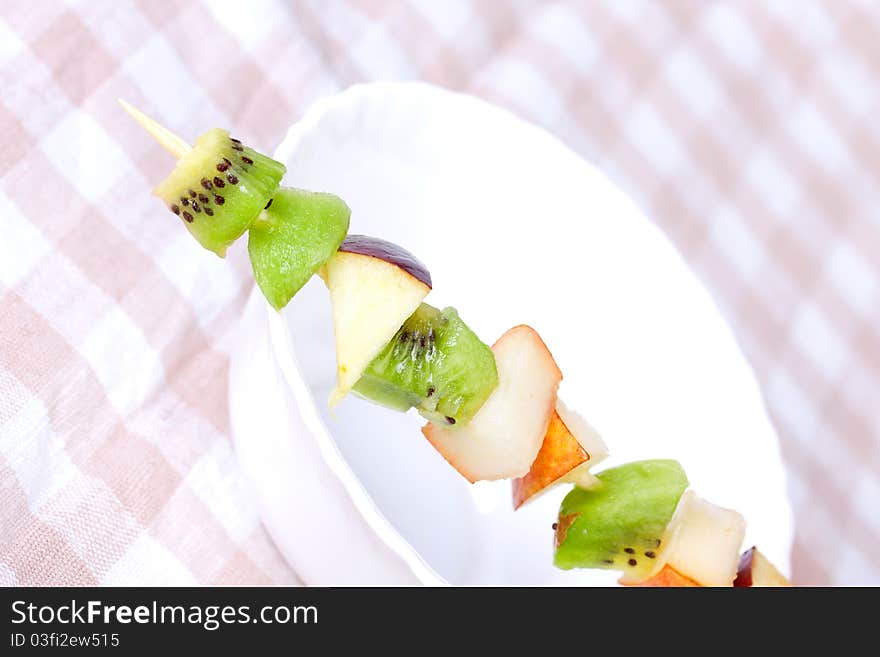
[553,460,688,579]
[248,187,350,310]
[154,128,285,256]
[352,303,498,426]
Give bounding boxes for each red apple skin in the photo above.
[734,547,756,587]
[512,410,590,509]
[623,565,701,587]
[338,235,432,288]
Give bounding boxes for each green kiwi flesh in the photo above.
[353,303,498,426]
[247,187,350,310]
[553,460,688,579]
[154,128,285,256]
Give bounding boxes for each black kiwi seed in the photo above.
[445,416,456,425]
[551,523,558,530]
[231,142,243,151]
[654,539,662,547]
[602,559,615,564]
[188,189,197,198]
[264,198,273,209]
[419,335,426,348]
[223,157,232,166]
[426,385,435,397]
[182,211,193,223]
[230,137,241,144]
[213,176,225,188]
[644,551,656,559]
[216,161,229,172]
[624,547,635,554]
[181,198,189,207]
[241,155,253,164]
[170,204,179,215]
[201,178,212,190]
[191,201,201,213]
[198,193,209,204]
[205,207,214,216]
[399,331,409,343]
[628,558,638,567]
[226,173,239,184]
[214,195,225,205]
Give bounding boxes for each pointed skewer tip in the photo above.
[118,99,192,159]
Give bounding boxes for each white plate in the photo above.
[229,82,794,585]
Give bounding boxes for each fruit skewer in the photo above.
[123,104,790,586]
[121,102,498,425]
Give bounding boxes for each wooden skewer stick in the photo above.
[118,99,191,159]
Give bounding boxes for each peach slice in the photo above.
[512,402,607,509]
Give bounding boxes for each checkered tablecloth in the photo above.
[1,0,878,586]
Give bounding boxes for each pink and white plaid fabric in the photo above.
[1,0,878,586]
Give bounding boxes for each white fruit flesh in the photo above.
[422,325,562,482]
[556,400,608,490]
[560,464,601,489]
[326,251,430,406]
[637,491,745,587]
[748,548,792,587]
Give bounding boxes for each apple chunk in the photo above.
[626,491,745,587]
[336,234,432,285]
[422,325,562,482]
[325,235,431,406]
[734,547,792,587]
[511,401,608,509]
